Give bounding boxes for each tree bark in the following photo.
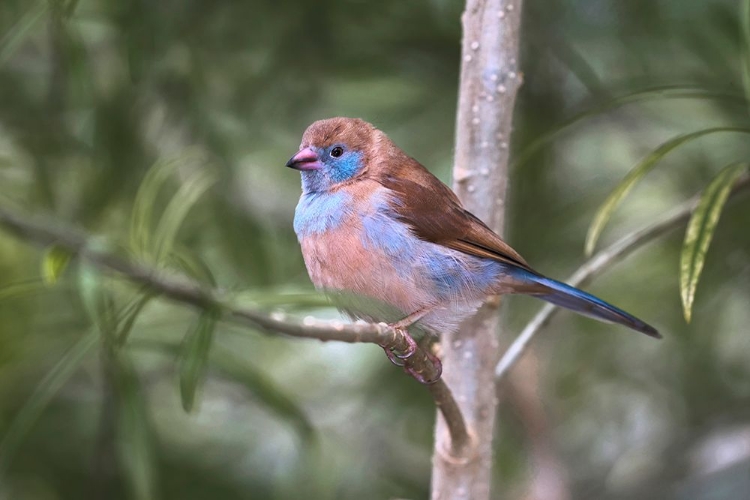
[431,0,524,498]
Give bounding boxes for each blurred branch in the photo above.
[0,205,470,452]
[495,174,750,383]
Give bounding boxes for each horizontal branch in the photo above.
[0,205,471,453]
[495,174,750,382]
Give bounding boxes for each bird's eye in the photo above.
[330,146,344,158]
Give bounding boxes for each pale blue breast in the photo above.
[294,190,353,237]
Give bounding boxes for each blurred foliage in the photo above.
[0,0,749,499]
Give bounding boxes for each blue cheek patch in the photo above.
[329,151,363,183]
[294,191,352,237]
[299,151,364,193]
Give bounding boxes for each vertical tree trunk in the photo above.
[431,1,524,498]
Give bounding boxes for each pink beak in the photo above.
[286,147,322,171]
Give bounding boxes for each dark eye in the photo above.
[330,146,344,158]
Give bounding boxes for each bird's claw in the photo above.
[381,328,417,366]
[383,345,406,366]
[381,328,442,385]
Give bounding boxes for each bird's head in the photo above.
[286,117,386,193]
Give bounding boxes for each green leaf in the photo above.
[680,163,748,323]
[585,127,750,256]
[129,156,185,259]
[129,151,206,260]
[0,279,47,301]
[77,256,117,339]
[114,353,159,500]
[179,309,219,413]
[170,249,218,287]
[0,330,97,472]
[77,262,106,328]
[153,169,216,264]
[116,291,155,346]
[41,245,72,285]
[0,0,49,68]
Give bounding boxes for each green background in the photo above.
[1,0,749,498]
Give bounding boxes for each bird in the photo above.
[286,117,659,380]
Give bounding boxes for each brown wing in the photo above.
[376,158,537,273]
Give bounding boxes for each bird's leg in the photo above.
[381,308,429,363]
[390,308,430,331]
[379,309,443,384]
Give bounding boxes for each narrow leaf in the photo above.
[78,259,116,338]
[0,331,97,472]
[153,169,216,264]
[129,155,188,259]
[41,245,72,285]
[585,127,750,256]
[78,260,105,329]
[179,309,219,412]
[170,249,218,287]
[0,0,49,68]
[129,151,205,260]
[680,163,748,322]
[0,279,46,301]
[116,291,155,346]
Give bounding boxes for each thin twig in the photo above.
[428,379,473,457]
[495,174,750,382]
[0,204,469,448]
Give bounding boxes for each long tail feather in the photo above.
[524,274,660,338]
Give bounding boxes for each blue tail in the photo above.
[523,273,660,338]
